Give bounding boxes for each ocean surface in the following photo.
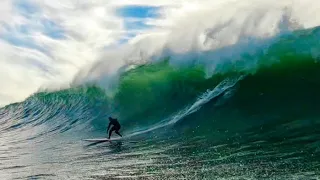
[1,25,320,179]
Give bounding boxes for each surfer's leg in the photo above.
[108,127,116,139]
[115,131,122,137]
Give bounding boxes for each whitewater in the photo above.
[1,0,320,179]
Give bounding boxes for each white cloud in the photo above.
[0,0,125,106]
[0,39,54,105]
[0,0,13,22]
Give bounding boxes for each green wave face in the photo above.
[2,26,320,139]
[114,60,226,128]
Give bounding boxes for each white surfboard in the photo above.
[83,138,121,142]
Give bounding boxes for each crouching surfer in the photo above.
[107,117,122,139]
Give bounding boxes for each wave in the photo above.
[1,26,320,142]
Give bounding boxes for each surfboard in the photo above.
[83,138,120,142]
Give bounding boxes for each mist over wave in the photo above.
[72,0,320,92]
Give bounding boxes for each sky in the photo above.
[0,0,319,107]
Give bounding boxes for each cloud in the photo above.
[0,0,126,106]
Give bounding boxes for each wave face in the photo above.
[1,26,320,179]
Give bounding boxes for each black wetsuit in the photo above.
[107,117,122,139]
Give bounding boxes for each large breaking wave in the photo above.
[1,25,320,141]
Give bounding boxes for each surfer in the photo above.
[107,117,122,139]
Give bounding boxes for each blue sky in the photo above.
[115,5,161,45]
[117,5,161,33]
[117,5,160,19]
[119,5,161,32]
